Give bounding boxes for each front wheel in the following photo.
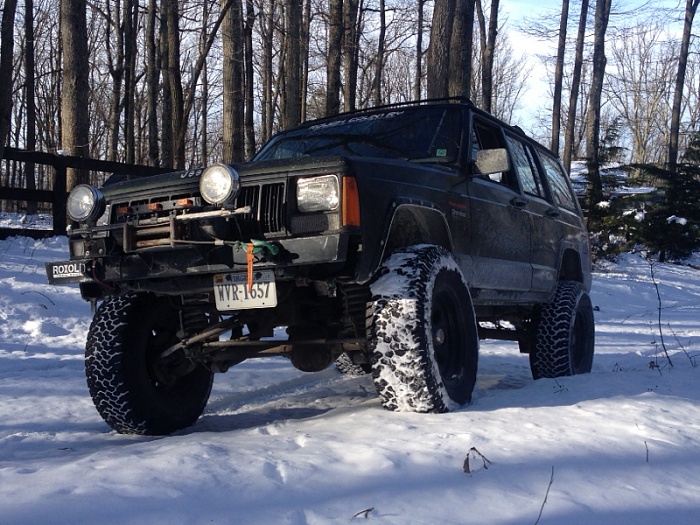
[529,281,595,379]
[369,245,479,413]
[85,293,214,435]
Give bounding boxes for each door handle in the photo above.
[545,208,560,218]
[510,197,527,208]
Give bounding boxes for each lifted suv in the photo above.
[47,99,594,435]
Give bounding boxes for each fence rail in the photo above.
[0,147,170,239]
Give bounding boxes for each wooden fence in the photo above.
[0,147,170,239]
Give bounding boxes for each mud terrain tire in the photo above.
[369,245,478,413]
[85,293,213,435]
[335,352,371,376]
[529,281,595,379]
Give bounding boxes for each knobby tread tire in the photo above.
[335,352,371,376]
[530,281,595,379]
[85,293,213,435]
[369,244,478,413]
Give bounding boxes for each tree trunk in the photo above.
[585,0,612,219]
[326,0,343,115]
[106,1,123,163]
[551,0,569,155]
[245,0,256,158]
[160,6,173,168]
[24,0,37,213]
[481,0,500,113]
[146,0,159,165]
[200,1,209,166]
[165,0,185,168]
[222,0,245,162]
[414,0,425,101]
[668,0,700,172]
[300,0,311,121]
[449,0,475,98]
[343,0,360,111]
[426,0,455,98]
[260,0,275,142]
[563,0,588,172]
[372,0,386,106]
[282,0,302,128]
[0,0,18,164]
[60,0,91,190]
[123,0,138,165]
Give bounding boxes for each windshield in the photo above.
[254,106,463,165]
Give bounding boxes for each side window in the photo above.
[539,154,577,210]
[505,135,545,198]
[470,118,514,187]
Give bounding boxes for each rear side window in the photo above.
[539,154,577,210]
[505,135,545,198]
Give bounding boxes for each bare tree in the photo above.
[145,0,159,165]
[414,0,425,100]
[327,0,343,115]
[449,0,475,99]
[585,0,612,217]
[608,21,676,165]
[372,0,387,106]
[426,0,455,98]
[668,0,700,172]
[61,0,91,189]
[24,0,37,212]
[222,0,245,162]
[281,0,302,128]
[343,0,360,111]
[551,0,569,155]
[476,0,500,113]
[563,0,589,172]
[245,0,257,158]
[0,0,19,163]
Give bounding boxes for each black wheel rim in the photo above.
[431,278,466,390]
[570,294,593,373]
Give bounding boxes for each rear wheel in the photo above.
[335,352,372,376]
[85,293,213,435]
[369,245,479,413]
[529,281,595,379]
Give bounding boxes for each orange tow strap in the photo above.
[246,242,254,293]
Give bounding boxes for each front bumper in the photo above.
[46,232,349,288]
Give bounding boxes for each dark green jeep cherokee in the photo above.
[47,99,594,435]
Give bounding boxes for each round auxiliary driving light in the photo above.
[66,185,105,223]
[199,164,241,206]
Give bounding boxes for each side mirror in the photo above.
[474,148,510,176]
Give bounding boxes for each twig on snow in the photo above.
[463,447,492,474]
[534,466,555,525]
[352,507,374,519]
[648,261,673,368]
[667,322,698,367]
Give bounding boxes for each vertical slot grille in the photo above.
[235,182,286,235]
[262,183,285,233]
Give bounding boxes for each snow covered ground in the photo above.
[1,225,699,524]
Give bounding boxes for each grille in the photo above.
[235,182,287,236]
[111,181,287,251]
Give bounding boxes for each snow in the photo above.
[1,220,700,524]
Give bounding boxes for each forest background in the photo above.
[1,0,700,258]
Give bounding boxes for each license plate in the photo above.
[213,270,277,311]
[45,260,94,285]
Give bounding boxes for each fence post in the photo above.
[53,162,67,235]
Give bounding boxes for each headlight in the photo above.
[199,164,240,205]
[297,175,339,213]
[66,185,105,223]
